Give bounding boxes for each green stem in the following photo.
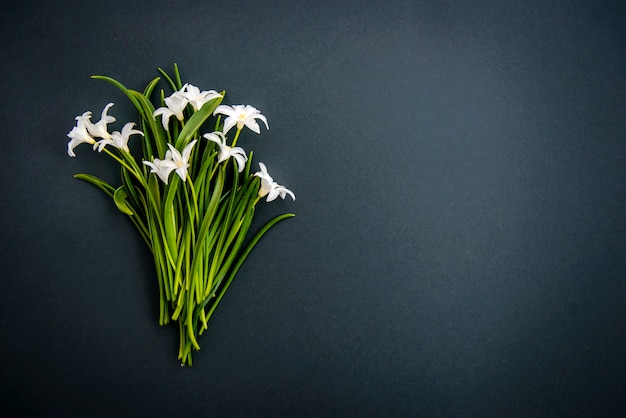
[198,212,296,328]
[103,148,146,187]
[186,174,200,225]
[231,128,242,147]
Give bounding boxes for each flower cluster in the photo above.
[68,85,295,203]
[67,66,295,366]
[67,103,143,156]
[153,83,222,130]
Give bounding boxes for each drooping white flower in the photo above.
[96,122,144,153]
[166,139,197,181]
[253,162,295,202]
[203,131,248,173]
[143,155,177,184]
[67,111,96,157]
[213,104,269,135]
[86,103,116,140]
[154,90,188,131]
[182,83,222,111]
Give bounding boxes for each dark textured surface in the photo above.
[1,1,625,416]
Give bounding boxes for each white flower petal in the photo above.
[181,139,198,162]
[96,139,111,152]
[184,84,222,111]
[256,113,269,130]
[154,107,175,130]
[222,117,238,135]
[244,120,261,134]
[87,103,116,139]
[203,131,226,146]
[266,185,281,202]
[214,105,235,117]
[143,158,176,184]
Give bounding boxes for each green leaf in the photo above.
[73,173,115,198]
[91,75,143,119]
[188,168,225,280]
[143,76,161,98]
[194,212,295,327]
[243,150,254,179]
[157,67,178,92]
[173,63,183,90]
[114,186,134,215]
[128,89,167,157]
[162,175,180,263]
[175,94,224,149]
[121,166,146,218]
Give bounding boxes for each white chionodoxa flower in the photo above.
[87,102,116,139]
[154,84,222,130]
[213,104,269,135]
[153,90,188,130]
[182,83,222,111]
[203,131,248,173]
[143,155,176,184]
[67,111,96,157]
[167,139,197,181]
[142,140,197,184]
[96,122,143,153]
[67,103,117,157]
[253,162,295,202]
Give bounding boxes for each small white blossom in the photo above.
[214,104,269,135]
[143,140,197,183]
[86,103,116,140]
[143,155,176,184]
[96,122,143,153]
[203,131,248,173]
[67,111,96,157]
[154,90,188,131]
[254,162,295,202]
[167,139,197,181]
[182,84,222,111]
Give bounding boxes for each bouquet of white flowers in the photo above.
[67,64,295,366]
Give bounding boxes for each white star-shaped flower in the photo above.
[143,155,176,185]
[67,111,96,157]
[142,140,197,184]
[86,102,116,140]
[154,90,188,131]
[167,139,197,181]
[182,83,222,111]
[254,162,295,202]
[213,104,269,135]
[203,132,248,173]
[96,122,143,153]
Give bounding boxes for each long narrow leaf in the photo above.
[74,173,115,198]
[175,94,224,149]
[173,63,183,90]
[144,76,161,97]
[128,90,167,157]
[195,212,295,327]
[157,67,177,92]
[91,75,144,119]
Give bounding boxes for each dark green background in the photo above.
[1,1,625,416]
